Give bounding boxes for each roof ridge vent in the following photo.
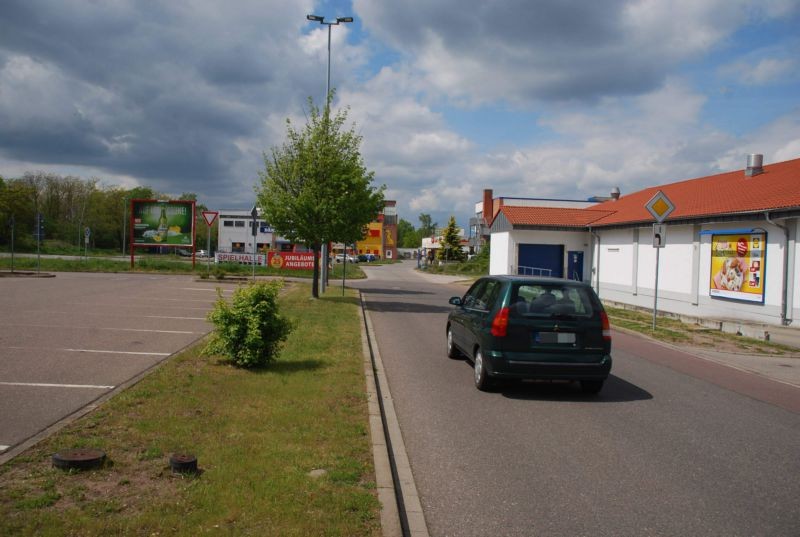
[610,186,620,200]
[745,154,763,177]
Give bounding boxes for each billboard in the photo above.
[709,232,766,303]
[268,252,315,270]
[132,200,195,247]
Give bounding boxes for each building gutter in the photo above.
[765,211,792,326]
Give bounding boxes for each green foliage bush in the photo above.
[204,280,293,368]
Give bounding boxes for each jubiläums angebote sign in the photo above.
[709,232,766,303]
[132,200,195,246]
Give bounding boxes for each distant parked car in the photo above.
[176,248,192,257]
[196,249,208,258]
[334,253,357,263]
[446,276,612,393]
[358,253,378,263]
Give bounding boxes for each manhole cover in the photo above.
[52,448,106,471]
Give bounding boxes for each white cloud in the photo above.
[355,0,796,106]
[721,57,797,85]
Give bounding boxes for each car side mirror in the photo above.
[449,297,462,306]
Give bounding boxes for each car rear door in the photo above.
[462,279,503,357]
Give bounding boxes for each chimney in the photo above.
[610,187,620,200]
[482,189,493,222]
[745,154,763,177]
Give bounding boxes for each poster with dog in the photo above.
[709,232,765,303]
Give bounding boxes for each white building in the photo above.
[216,210,298,257]
[484,155,800,327]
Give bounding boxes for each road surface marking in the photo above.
[7,347,170,356]
[3,324,198,334]
[0,382,114,389]
[0,445,9,452]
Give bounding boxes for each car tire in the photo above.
[580,380,604,394]
[473,348,494,391]
[446,327,461,359]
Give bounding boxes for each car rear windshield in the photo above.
[509,283,596,318]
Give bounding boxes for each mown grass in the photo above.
[0,256,366,280]
[0,283,380,536]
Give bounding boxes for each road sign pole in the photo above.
[653,246,660,330]
[201,211,219,277]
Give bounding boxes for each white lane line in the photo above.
[3,324,198,334]
[0,382,114,389]
[0,445,9,452]
[7,347,170,356]
[144,315,207,321]
[34,311,208,321]
[115,296,217,303]
[63,303,211,311]
[180,288,228,292]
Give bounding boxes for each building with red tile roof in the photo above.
[482,155,799,326]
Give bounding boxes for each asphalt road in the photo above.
[353,262,800,537]
[0,272,225,461]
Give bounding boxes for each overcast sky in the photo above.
[1,0,798,228]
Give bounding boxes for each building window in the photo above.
[235,221,245,227]
[223,220,233,227]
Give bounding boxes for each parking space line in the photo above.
[24,311,208,321]
[180,288,222,291]
[3,324,198,334]
[144,315,207,320]
[116,296,219,303]
[0,446,9,452]
[0,382,114,389]
[7,346,170,356]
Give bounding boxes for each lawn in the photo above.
[0,283,380,536]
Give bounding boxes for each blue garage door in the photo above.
[517,244,564,277]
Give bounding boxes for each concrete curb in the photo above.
[359,291,429,537]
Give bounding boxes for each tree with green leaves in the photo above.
[418,213,437,238]
[257,97,385,298]
[438,215,466,262]
[397,218,421,248]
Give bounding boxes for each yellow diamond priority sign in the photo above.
[645,191,675,223]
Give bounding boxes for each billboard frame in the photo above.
[708,231,767,304]
[129,199,196,268]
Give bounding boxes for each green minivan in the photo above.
[446,276,612,392]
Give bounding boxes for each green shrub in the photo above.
[204,281,293,368]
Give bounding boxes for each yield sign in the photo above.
[645,190,675,223]
[202,211,219,227]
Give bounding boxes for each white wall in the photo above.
[490,232,511,275]
[597,219,796,325]
[490,230,591,278]
[597,229,635,287]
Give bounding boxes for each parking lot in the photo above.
[0,272,228,462]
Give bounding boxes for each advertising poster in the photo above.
[268,252,315,270]
[132,200,194,246]
[709,232,766,303]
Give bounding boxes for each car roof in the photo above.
[481,275,591,287]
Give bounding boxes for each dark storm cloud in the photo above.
[0,0,317,203]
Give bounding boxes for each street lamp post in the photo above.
[306,14,353,294]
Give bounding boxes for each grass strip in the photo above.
[0,283,380,536]
[605,305,795,354]
[0,256,366,280]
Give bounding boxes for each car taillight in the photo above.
[491,307,509,337]
[600,310,611,341]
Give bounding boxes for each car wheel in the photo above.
[446,327,461,359]
[580,380,604,394]
[473,348,494,391]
